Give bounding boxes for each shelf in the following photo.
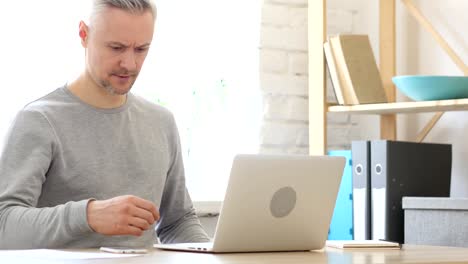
[328,98,468,115]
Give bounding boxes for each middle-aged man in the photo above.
[0,0,210,249]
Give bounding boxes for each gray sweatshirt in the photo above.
[0,86,209,249]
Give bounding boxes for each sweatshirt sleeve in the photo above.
[0,109,94,249]
[156,113,210,244]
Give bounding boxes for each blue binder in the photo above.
[327,150,353,240]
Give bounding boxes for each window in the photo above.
[0,1,262,202]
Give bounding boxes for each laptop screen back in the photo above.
[211,154,345,252]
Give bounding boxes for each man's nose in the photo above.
[119,51,137,72]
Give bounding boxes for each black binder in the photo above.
[370,140,452,243]
[351,141,371,240]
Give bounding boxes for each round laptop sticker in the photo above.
[270,186,297,218]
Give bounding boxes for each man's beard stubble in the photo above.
[99,79,135,95]
[98,72,137,96]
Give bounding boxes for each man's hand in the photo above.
[86,195,160,236]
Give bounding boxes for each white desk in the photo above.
[3,245,468,263]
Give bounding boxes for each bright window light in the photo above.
[0,0,262,202]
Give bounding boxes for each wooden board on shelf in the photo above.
[308,0,327,155]
[379,0,397,140]
[328,98,468,114]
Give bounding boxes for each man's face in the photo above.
[82,7,154,95]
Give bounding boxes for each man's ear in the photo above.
[79,21,89,47]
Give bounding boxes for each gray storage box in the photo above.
[403,197,468,247]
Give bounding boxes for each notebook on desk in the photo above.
[154,154,346,253]
[326,240,401,249]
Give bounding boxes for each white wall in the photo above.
[200,0,363,236]
[259,0,363,154]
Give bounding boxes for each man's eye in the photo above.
[136,47,149,53]
[110,46,123,51]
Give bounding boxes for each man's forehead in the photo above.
[90,7,154,43]
[91,5,155,24]
[90,7,154,31]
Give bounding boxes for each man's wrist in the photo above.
[86,198,97,232]
[67,199,96,235]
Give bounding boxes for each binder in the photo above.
[370,140,452,243]
[328,150,353,240]
[351,141,371,240]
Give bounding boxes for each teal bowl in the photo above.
[392,75,468,101]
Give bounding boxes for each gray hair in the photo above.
[90,0,157,23]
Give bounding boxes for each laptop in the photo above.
[154,154,345,253]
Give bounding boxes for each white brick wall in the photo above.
[259,0,360,153]
[260,49,288,73]
[289,52,308,75]
[261,73,308,96]
[264,94,308,121]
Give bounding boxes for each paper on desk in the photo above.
[326,240,400,249]
[0,249,143,260]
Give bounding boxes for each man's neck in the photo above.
[67,74,127,109]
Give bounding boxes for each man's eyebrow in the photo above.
[106,42,151,48]
[137,43,151,48]
[106,41,126,47]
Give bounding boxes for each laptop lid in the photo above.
[155,154,345,253]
